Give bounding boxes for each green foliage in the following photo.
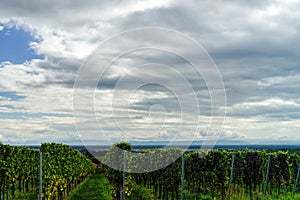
[184,190,212,200]
[116,142,132,151]
[40,143,94,199]
[127,184,155,200]
[3,141,300,200]
[65,174,112,200]
[102,144,300,200]
[102,142,129,199]
[0,144,39,200]
[269,151,291,195]
[9,191,37,200]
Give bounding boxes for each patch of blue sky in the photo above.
[0,105,15,109]
[0,112,73,119]
[0,91,26,101]
[0,24,43,64]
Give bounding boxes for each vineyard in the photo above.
[102,142,300,200]
[1,142,300,199]
[0,143,94,200]
[0,144,38,200]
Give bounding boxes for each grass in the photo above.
[11,191,37,200]
[1,183,38,200]
[127,184,157,200]
[65,173,112,200]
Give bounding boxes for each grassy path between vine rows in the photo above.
[65,173,112,200]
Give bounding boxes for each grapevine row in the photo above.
[0,143,94,200]
[0,143,39,200]
[40,143,94,200]
[102,143,300,200]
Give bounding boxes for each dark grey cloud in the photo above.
[108,0,300,112]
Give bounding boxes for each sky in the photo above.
[0,0,300,145]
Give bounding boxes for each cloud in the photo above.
[0,0,300,144]
[227,98,300,120]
